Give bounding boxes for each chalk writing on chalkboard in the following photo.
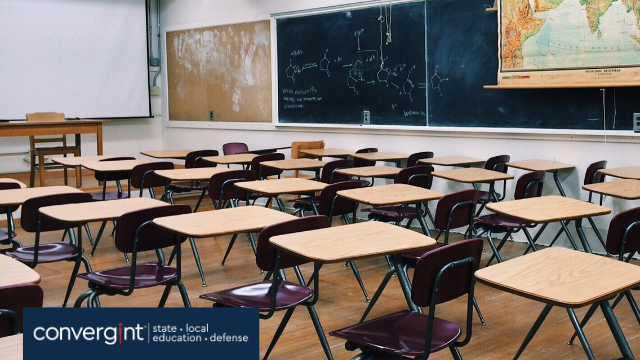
[277,2,427,126]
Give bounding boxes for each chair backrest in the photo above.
[605,207,640,258]
[0,182,21,213]
[584,160,607,185]
[185,150,219,169]
[434,189,478,243]
[26,112,67,147]
[412,238,483,306]
[484,155,510,174]
[115,204,191,253]
[208,169,257,202]
[21,192,94,233]
[291,141,325,159]
[93,157,136,182]
[353,148,378,167]
[317,180,362,221]
[130,162,174,190]
[514,171,545,200]
[320,159,354,184]
[222,142,249,155]
[250,152,285,179]
[407,151,434,167]
[256,215,328,272]
[0,284,43,338]
[396,165,434,189]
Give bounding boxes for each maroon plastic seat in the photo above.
[582,160,609,254]
[78,262,178,290]
[207,170,258,266]
[166,150,219,211]
[0,182,21,246]
[0,284,43,337]
[74,204,192,308]
[3,192,93,307]
[407,151,434,167]
[92,156,136,201]
[362,165,435,235]
[476,154,510,215]
[223,142,249,155]
[474,171,545,265]
[351,148,378,187]
[200,216,333,360]
[331,238,483,359]
[250,152,285,180]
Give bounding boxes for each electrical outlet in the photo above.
[363,111,370,124]
[150,86,160,96]
[209,110,214,121]
[634,113,640,132]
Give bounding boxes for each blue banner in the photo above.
[23,308,258,359]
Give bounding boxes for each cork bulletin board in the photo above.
[166,20,271,122]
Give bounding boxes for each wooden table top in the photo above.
[235,178,328,196]
[0,186,83,206]
[432,168,514,183]
[202,153,257,165]
[260,159,326,170]
[0,334,23,360]
[51,155,116,166]
[338,183,443,206]
[506,159,575,172]
[598,166,640,180]
[140,149,192,159]
[335,165,401,178]
[0,255,40,287]
[475,247,640,307]
[299,148,354,158]
[486,195,610,223]
[155,167,231,181]
[81,159,149,172]
[153,205,296,237]
[39,197,167,223]
[270,221,436,263]
[350,152,408,162]
[583,179,640,200]
[0,178,26,188]
[419,156,484,166]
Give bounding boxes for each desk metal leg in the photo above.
[415,202,431,237]
[552,171,567,197]
[567,308,595,360]
[560,221,580,251]
[601,300,634,359]
[360,265,395,323]
[514,303,553,360]
[574,218,593,254]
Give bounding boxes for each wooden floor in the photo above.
[4,174,640,359]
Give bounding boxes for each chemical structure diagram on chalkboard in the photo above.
[284,27,424,102]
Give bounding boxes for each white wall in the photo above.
[158,0,640,252]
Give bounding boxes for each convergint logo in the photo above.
[34,323,145,345]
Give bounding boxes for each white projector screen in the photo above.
[0,0,151,120]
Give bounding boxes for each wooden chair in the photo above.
[290,140,325,179]
[26,112,81,188]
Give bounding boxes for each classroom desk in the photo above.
[235,178,328,212]
[475,247,640,360]
[419,156,485,167]
[140,149,192,160]
[51,155,117,188]
[299,148,354,159]
[582,179,640,200]
[81,159,149,173]
[155,167,231,203]
[335,165,401,179]
[0,120,107,155]
[0,254,40,287]
[270,221,436,319]
[506,159,575,197]
[241,146,292,155]
[350,152,408,166]
[433,168,514,204]
[39,197,166,225]
[260,159,326,179]
[598,166,640,180]
[0,186,83,246]
[202,153,257,166]
[486,195,610,254]
[0,334,23,360]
